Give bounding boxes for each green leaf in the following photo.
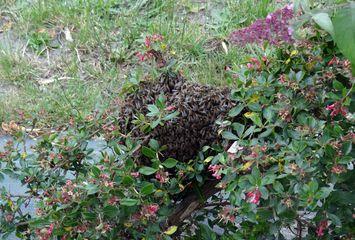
[85,184,99,195]
[164,225,178,235]
[342,141,352,155]
[260,186,269,199]
[333,3,355,76]
[141,146,156,159]
[315,187,332,199]
[150,119,161,129]
[309,181,318,193]
[147,104,160,116]
[333,80,345,91]
[120,198,139,206]
[162,111,179,121]
[273,181,284,194]
[244,112,263,127]
[139,166,158,175]
[312,12,334,37]
[263,107,274,122]
[141,183,155,195]
[222,131,238,140]
[228,105,244,117]
[232,123,245,138]
[243,125,256,138]
[162,158,178,168]
[82,211,96,220]
[103,205,119,218]
[91,166,100,177]
[261,174,276,186]
[259,127,273,138]
[149,139,160,151]
[122,176,134,185]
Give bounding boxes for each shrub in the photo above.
[1,5,354,240]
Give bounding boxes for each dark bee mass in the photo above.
[118,71,236,162]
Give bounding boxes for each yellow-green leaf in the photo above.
[164,225,178,235]
[241,161,254,171]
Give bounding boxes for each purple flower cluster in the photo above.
[229,4,294,46]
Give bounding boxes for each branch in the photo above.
[166,179,220,227]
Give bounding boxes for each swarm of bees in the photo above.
[118,71,236,162]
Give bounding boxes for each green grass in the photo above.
[0,0,285,128]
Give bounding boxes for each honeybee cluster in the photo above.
[119,72,235,162]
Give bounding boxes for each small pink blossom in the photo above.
[141,204,159,217]
[5,214,14,223]
[145,36,151,48]
[152,34,163,42]
[326,101,347,117]
[316,220,328,237]
[331,164,347,174]
[102,223,112,233]
[104,181,114,188]
[108,196,119,205]
[155,171,169,183]
[136,52,145,61]
[131,172,140,178]
[260,145,267,152]
[165,105,176,111]
[36,223,55,240]
[219,207,236,223]
[75,224,88,233]
[246,188,261,205]
[208,164,222,180]
[100,173,110,180]
[279,74,287,84]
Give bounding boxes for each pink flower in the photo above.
[36,223,55,240]
[247,63,254,69]
[75,224,88,233]
[47,224,54,236]
[102,223,112,233]
[279,74,287,84]
[246,188,261,205]
[326,101,347,117]
[141,204,159,217]
[165,105,176,111]
[260,145,267,152]
[145,36,151,48]
[152,34,163,42]
[108,196,119,205]
[219,207,236,223]
[249,151,259,158]
[331,164,346,174]
[5,214,14,223]
[316,220,328,237]
[147,204,159,214]
[136,52,145,61]
[208,164,222,180]
[131,172,140,178]
[100,173,110,180]
[155,171,169,183]
[148,204,159,214]
[104,181,114,188]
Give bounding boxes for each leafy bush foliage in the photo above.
[1,4,354,240]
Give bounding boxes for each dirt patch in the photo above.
[0,82,18,97]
